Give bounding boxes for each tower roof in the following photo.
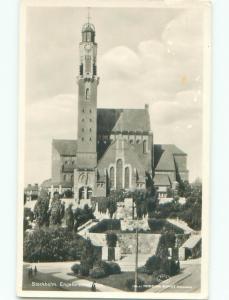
[82,22,95,33]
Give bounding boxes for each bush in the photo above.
[145,255,162,273]
[107,262,121,274]
[92,261,121,276]
[71,263,81,274]
[80,263,90,276]
[161,259,180,276]
[93,261,110,275]
[89,267,106,278]
[137,265,151,274]
[125,278,146,292]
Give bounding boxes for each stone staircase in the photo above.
[77,219,98,237]
[117,233,161,255]
[117,254,150,272]
[167,218,194,234]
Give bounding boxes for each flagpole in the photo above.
[134,217,139,292]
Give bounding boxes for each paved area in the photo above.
[145,259,201,293]
[24,258,201,293]
[117,254,149,271]
[24,262,122,292]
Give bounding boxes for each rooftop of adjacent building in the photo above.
[24,183,39,192]
[154,144,187,171]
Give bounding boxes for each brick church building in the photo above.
[42,21,189,200]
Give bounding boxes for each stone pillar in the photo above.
[58,185,62,195]
[83,186,87,199]
[102,246,108,260]
[115,247,121,261]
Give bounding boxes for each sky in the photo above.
[25,6,205,185]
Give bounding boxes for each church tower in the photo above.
[77,22,99,168]
[75,20,99,201]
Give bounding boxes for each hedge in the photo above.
[89,219,121,233]
[148,218,184,234]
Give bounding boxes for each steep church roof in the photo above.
[154,144,186,171]
[52,139,77,156]
[154,174,171,186]
[97,108,150,134]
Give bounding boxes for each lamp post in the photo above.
[134,217,139,292]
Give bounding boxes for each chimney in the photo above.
[145,103,149,110]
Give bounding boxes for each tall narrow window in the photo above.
[124,167,130,189]
[80,64,83,75]
[86,88,90,100]
[85,55,91,73]
[116,159,123,190]
[143,140,147,153]
[110,167,114,188]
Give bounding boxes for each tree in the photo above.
[107,196,117,218]
[49,192,63,226]
[23,227,86,262]
[33,189,50,228]
[80,239,97,275]
[178,180,191,198]
[145,255,162,274]
[24,207,34,222]
[65,204,74,231]
[106,232,117,247]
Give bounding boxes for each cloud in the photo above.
[25,94,77,183]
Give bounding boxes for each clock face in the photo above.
[85,44,92,51]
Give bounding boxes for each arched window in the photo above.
[82,128,84,132]
[86,88,90,100]
[116,159,123,190]
[124,167,130,189]
[110,167,114,188]
[143,140,147,153]
[63,174,66,181]
[71,174,73,182]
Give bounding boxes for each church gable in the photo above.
[97,139,147,190]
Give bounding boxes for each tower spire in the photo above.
[87,7,91,24]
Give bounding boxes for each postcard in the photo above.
[17,0,211,299]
